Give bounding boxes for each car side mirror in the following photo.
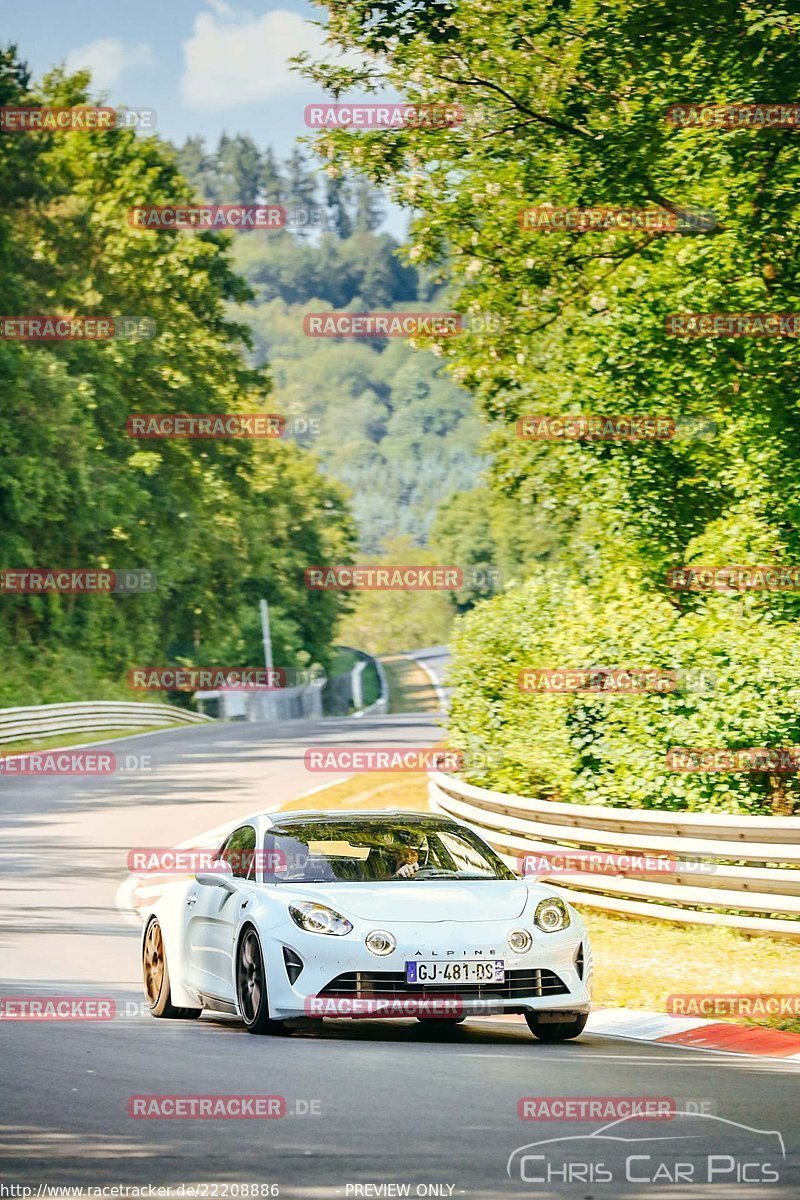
[196,861,236,892]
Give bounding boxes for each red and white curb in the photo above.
[587,1007,800,1060]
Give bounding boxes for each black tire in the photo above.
[416,1017,466,1025]
[236,926,287,1035]
[142,917,202,1020]
[525,1012,588,1042]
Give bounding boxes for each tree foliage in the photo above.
[447,571,800,814]
[0,50,354,704]
[303,0,800,810]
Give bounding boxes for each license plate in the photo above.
[405,960,504,985]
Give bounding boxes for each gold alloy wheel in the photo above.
[143,919,165,1006]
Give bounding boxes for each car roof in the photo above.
[263,809,460,828]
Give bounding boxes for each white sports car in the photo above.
[141,810,592,1041]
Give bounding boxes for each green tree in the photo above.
[336,536,456,654]
[259,146,285,204]
[353,177,384,233]
[324,174,353,237]
[302,0,800,587]
[0,51,355,704]
[216,133,263,203]
[173,135,219,201]
[284,145,319,232]
[447,570,800,814]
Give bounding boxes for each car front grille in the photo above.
[318,968,569,1000]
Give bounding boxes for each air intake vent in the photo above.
[283,947,304,984]
[574,942,584,980]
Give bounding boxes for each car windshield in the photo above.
[264,818,516,883]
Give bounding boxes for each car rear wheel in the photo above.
[236,927,288,1035]
[525,1012,588,1042]
[143,917,202,1019]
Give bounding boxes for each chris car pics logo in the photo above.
[507,1112,784,1185]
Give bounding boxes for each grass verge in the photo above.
[277,769,432,815]
[381,655,441,714]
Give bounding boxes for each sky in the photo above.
[5,0,406,233]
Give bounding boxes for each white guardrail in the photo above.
[0,701,212,745]
[429,771,800,939]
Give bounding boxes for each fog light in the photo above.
[508,928,533,954]
[365,929,396,956]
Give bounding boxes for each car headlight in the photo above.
[508,928,533,953]
[534,897,571,933]
[365,929,396,956]
[289,902,353,936]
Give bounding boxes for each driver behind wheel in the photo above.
[390,831,427,878]
[392,844,420,878]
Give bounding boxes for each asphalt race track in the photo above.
[2,713,799,1198]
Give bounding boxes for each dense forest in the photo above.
[0,53,354,705]
[173,134,489,555]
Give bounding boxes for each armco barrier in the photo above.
[429,771,800,939]
[325,647,388,717]
[0,701,212,745]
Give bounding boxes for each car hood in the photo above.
[279,880,530,923]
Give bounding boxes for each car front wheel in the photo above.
[525,1012,588,1042]
[142,917,202,1019]
[236,926,287,1035]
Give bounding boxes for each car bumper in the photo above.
[259,917,592,1020]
